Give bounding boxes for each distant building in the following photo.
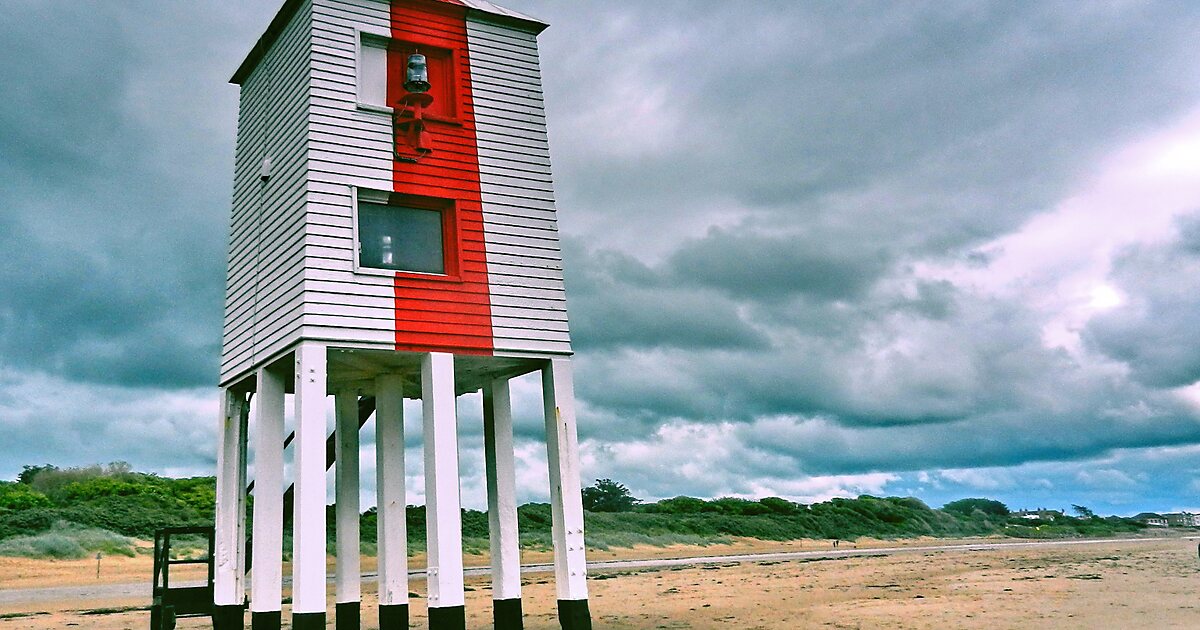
[1163,512,1200,527]
[1013,508,1063,521]
[1134,512,1168,527]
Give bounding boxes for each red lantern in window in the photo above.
[394,53,435,161]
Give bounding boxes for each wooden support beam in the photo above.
[484,378,523,629]
[423,353,466,629]
[251,365,286,628]
[376,374,409,629]
[213,388,248,627]
[335,390,362,629]
[291,343,328,629]
[542,359,592,630]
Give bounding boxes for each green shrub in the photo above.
[643,496,713,514]
[0,532,87,559]
[943,498,1010,517]
[0,522,135,559]
[759,497,804,515]
[709,497,772,516]
[0,482,52,511]
[581,479,640,512]
[0,508,58,540]
[517,503,553,531]
[461,509,489,538]
[1,463,1151,552]
[27,462,136,499]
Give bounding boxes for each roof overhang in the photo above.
[230,0,548,85]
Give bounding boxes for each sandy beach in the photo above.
[2,535,1197,628]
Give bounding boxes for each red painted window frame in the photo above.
[387,34,463,125]
[385,192,463,283]
[355,191,464,282]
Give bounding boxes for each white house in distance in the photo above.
[1134,513,1169,527]
[211,1,590,629]
[1164,512,1200,527]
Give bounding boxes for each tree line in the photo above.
[0,465,1152,559]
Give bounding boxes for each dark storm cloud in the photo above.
[0,1,277,387]
[527,1,1200,258]
[569,275,1061,429]
[1085,215,1200,388]
[516,0,1200,489]
[737,388,1200,476]
[668,226,890,300]
[565,241,768,351]
[1,0,1199,513]
[567,214,1200,487]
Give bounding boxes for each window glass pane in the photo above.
[359,40,387,106]
[358,202,445,274]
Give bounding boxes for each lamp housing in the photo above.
[404,53,431,93]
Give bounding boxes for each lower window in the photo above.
[356,193,453,275]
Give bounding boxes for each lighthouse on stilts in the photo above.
[211,1,589,629]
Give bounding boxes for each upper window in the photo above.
[357,35,389,108]
[357,34,458,120]
[356,192,456,276]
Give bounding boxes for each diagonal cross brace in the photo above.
[244,395,376,573]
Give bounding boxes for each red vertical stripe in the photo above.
[389,0,492,355]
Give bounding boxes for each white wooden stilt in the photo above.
[542,358,592,629]
[335,390,361,610]
[375,373,409,628]
[214,387,248,613]
[484,379,522,600]
[422,352,466,627]
[251,365,286,621]
[291,343,328,626]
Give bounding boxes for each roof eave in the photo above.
[230,0,306,85]
[230,0,548,86]
[465,7,548,34]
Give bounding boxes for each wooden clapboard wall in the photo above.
[386,0,494,355]
[303,0,398,352]
[220,0,571,385]
[466,14,572,357]
[220,0,313,386]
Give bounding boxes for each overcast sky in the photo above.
[2,1,1200,516]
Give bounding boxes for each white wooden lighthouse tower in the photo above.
[212,1,589,629]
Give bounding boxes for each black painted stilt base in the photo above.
[336,601,361,630]
[493,598,523,630]
[428,605,466,630]
[212,604,245,630]
[557,599,592,630]
[251,610,281,630]
[292,611,326,630]
[378,603,409,630]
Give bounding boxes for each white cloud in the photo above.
[0,366,217,478]
[918,106,1200,358]
[936,468,1014,491]
[1074,468,1141,489]
[3,1,1200,519]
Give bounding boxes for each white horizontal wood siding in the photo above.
[466,17,572,356]
[302,0,396,350]
[223,0,569,369]
[220,0,314,385]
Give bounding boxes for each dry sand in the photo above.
[2,536,1198,628]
